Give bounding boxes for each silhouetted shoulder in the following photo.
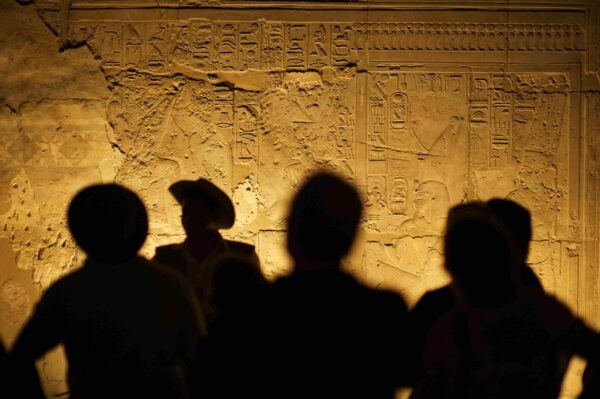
[53,256,191,290]
[581,361,600,399]
[412,286,454,321]
[521,265,543,290]
[370,286,409,316]
[407,285,456,385]
[530,291,576,335]
[224,240,255,254]
[154,244,187,274]
[142,257,200,294]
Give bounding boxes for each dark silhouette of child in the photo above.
[10,184,206,399]
[255,171,410,399]
[411,202,600,399]
[154,178,259,329]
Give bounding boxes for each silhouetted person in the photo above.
[580,361,600,399]
[10,184,205,399]
[2,337,44,398]
[190,255,268,399]
[154,178,259,329]
[487,198,542,289]
[256,171,410,399]
[210,255,267,337]
[407,198,543,384]
[411,202,600,399]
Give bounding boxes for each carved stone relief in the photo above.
[64,13,578,304]
[3,1,600,395]
[361,71,572,302]
[25,4,588,305]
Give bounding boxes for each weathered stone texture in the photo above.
[0,0,113,394]
[2,0,600,396]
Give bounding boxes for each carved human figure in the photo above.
[398,180,450,237]
[381,181,451,283]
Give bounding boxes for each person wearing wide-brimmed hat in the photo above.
[154,178,259,329]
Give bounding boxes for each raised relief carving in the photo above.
[235,105,259,163]
[259,69,357,227]
[308,24,330,68]
[353,23,584,52]
[261,23,285,69]
[369,72,467,157]
[43,13,581,309]
[366,175,387,215]
[390,92,408,129]
[215,23,238,70]
[286,24,308,69]
[363,180,451,302]
[190,21,213,69]
[331,24,356,66]
[239,23,261,70]
[469,72,570,301]
[389,177,408,215]
[71,21,583,75]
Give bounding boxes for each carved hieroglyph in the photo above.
[3,2,600,395]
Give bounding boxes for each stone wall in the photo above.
[1,0,600,396]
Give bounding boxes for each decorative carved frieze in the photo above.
[64,20,585,73]
[353,22,585,52]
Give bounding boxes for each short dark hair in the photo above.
[444,202,519,307]
[68,184,148,264]
[287,171,362,262]
[487,198,532,259]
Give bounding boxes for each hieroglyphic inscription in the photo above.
[469,73,569,238]
[235,91,259,164]
[48,14,583,307]
[468,72,571,296]
[368,72,467,159]
[361,71,571,302]
[69,21,584,74]
[70,21,361,73]
[285,24,307,69]
[259,69,358,225]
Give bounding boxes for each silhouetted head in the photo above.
[68,184,148,264]
[487,198,532,261]
[169,179,235,235]
[444,202,520,308]
[287,171,362,267]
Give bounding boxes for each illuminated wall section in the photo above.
[1,0,600,396]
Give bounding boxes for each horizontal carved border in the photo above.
[64,0,588,12]
[64,20,585,73]
[353,23,585,51]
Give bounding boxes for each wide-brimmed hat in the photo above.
[169,178,235,230]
